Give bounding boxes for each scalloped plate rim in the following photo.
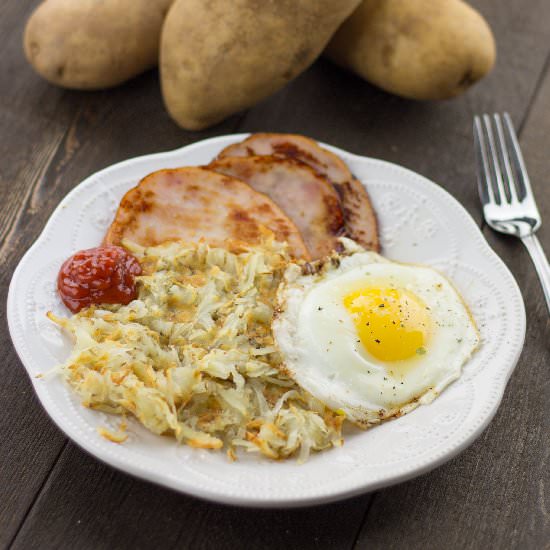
[7,134,526,508]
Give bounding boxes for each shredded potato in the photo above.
[49,237,343,461]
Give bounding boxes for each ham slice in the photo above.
[209,155,345,259]
[104,167,310,259]
[218,133,379,251]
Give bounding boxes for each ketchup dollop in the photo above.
[57,246,142,313]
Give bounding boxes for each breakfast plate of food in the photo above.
[7,133,525,507]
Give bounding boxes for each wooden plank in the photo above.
[354,1,550,548]
[0,1,79,545]
[11,443,371,550]
[3,4,372,549]
[354,109,550,549]
[5,64,376,547]
[0,1,242,545]
[5,0,550,549]
[2,5,374,549]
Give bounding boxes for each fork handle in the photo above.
[521,233,550,315]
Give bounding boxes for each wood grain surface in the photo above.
[1,1,549,549]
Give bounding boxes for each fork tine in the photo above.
[473,115,495,206]
[482,114,508,204]
[493,114,519,203]
[502,113,533,202]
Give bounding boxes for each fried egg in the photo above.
[273,240,480,427]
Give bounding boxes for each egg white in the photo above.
[273,247,480,427]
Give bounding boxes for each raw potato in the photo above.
[326,0,496,100]
[24,0,174,90]
[160,0,362,130]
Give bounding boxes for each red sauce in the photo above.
[57,246,142,313]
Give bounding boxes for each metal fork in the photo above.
[473,112,550,315]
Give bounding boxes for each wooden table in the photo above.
[2,1,549,548]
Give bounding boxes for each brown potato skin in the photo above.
[326,0,496,100]
[160,0,361,130]
[24,0,174,90]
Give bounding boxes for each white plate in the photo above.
[7,135,526,507]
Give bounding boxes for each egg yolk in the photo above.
[343,287,432,362]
